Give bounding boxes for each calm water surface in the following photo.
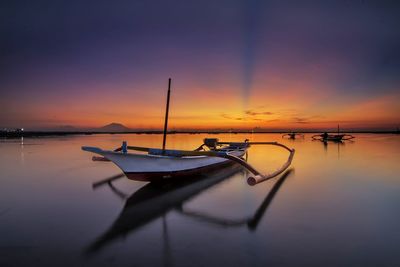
[0,134,399,267]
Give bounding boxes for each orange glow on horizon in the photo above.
[1,74,399,131]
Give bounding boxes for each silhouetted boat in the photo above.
[312,125,355,142]
[282,132,304,139]
[312,134,354,142]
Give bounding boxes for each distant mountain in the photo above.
[95,123,132,132]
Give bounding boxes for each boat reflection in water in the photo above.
[85,165,293,256]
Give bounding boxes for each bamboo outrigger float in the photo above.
[82,79,295,185]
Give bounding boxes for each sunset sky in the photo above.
[1,0,399,131]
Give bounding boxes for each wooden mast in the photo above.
[162,78,171,153]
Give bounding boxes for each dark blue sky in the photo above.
[1,0,399,129]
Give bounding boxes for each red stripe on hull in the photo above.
[124,160,236,182]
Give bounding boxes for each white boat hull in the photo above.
[84,147,246,182]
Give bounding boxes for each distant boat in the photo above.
[282,132,304,139]
[311,125,354,142]
[312,134,354,142]
[82,79,295,185]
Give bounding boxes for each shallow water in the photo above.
[0,133,399,267]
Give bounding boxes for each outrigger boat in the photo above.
[82,79,295,185]
[282,132,304,139]
[312,134,354,142]
[312,125,354,142]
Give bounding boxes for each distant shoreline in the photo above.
[1,130,399,138]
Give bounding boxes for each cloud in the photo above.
[222,110,328,125]
[221,113,233,120]
[265,119,281,123]
[291,115,324,124]
[221,113,245,121]
[244,110,274,116]
[221,112,267,122]
[292,117,311,124]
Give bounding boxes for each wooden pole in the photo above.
[162,78,171,152]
